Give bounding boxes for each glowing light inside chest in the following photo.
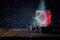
[36,10,51,26]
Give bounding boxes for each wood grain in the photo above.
[0,28,60,37]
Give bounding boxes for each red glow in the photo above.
[44,10,51,25]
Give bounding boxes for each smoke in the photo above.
[31,0,48,27]
[37,0,46,11]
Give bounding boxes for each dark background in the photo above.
[0,0,60,28]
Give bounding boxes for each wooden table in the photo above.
[0,28,60,37]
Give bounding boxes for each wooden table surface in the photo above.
[0,28,60,37]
